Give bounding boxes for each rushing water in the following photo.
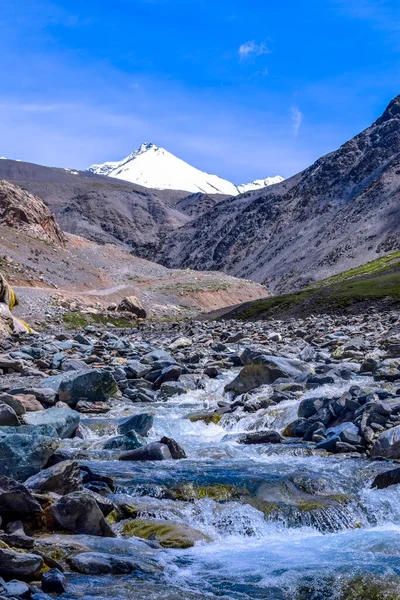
[59,373,400,599]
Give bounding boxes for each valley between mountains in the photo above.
[0,96,399,600]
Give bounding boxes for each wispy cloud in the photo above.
[291,106,303,135]
[238,40,271,59]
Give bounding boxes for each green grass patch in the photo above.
[158,280,231,294]
[311,251,400,289]
[62,311,134,329]
[221,251,400,321]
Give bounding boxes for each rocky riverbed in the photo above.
[0,312,400,599]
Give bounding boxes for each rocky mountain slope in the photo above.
[207,251,400,321]
[158,95,400,293]
[0,180,268,326]
[0,158,193,258]
[0,180,66,247]
[88,142,283,195]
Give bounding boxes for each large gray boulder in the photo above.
[43,369,118,407]
[371,424,400,459]
[225,355,308,395]
[22,407,80,439]
[0,547,43,578]
[0,476,42,513]
[0,426,58,481]
[51,491,116,537]
[24,460,82,495]
[117,296,146,319]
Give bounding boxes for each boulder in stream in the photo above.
[69,551,160,575]
[371,424,400,459]
[24,460,82,495]
[51,491,116,537]
[371,467,400,489]
[43,369,118,407]
[0,427,59,481]
[119,442,172,462]
[238,430,284,444]
[22,407,80,439]
[0,547,43,578]
[118,413,153,437]
[225,355,308,395]
[121,518,211,548]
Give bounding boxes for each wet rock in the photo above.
[102,431,143,451]
[69,551,160,575]
[159,436,187,459]
[371,467,400,489]
[282,418,307,438]
[371,424,400,458]
[204,365,222,378]
[119,442,172,462]
[118,413,153,437]
[44,369,118,408]
[159,381,188,399]
[0,548,42,578]
[0,428,58,481]
[326,422,363,448]
[316,435,341,453]
[238,430,284,444]
[51,491,116,537]
[80,466,114,491]
[185,411,222,425]
[298,397,331,419]
[121,519,211,548]
[41,568,67,594]
[154,365,183,388]
[306,374,336,388]
[22,407,80,439]
[225,355,308,395]
[82,489,115,517]
[24,460,82,495]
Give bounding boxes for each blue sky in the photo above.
[1,0,400,183]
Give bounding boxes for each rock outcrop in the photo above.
[0,180,66,247]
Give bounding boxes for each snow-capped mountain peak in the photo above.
[237,176,284,194]
[88,144,283,196]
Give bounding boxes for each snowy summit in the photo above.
[88,143,283,195]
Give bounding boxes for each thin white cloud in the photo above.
[291,106,303,135]
[238,40,271,59]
